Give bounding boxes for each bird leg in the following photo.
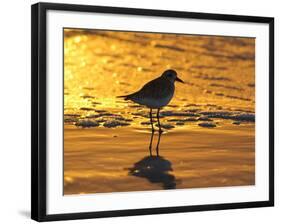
[156,108,163,157]
[149,108,154,156]
[156,128,163,157]
[150,108,155,133]
[156,108,163,133]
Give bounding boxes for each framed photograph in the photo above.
[31,2,274,222]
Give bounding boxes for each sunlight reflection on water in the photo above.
[64,29,255,130]
[63,29,255,195]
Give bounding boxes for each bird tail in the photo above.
[116,94,131,100]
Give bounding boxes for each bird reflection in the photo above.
[149,123,163,157]
[128,156,176,189]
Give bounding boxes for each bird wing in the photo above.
[129,77,173,100]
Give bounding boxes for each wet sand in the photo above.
[64,122,254,195]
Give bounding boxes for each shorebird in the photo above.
[118,69,184,156]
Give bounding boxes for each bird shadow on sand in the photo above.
[127,156,177,189]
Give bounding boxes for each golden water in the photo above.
[63,29,255,195]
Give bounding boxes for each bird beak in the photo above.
[175,77,184,83]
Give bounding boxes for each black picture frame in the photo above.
[31,2,274,222]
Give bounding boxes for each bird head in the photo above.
[162,69,184,83]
